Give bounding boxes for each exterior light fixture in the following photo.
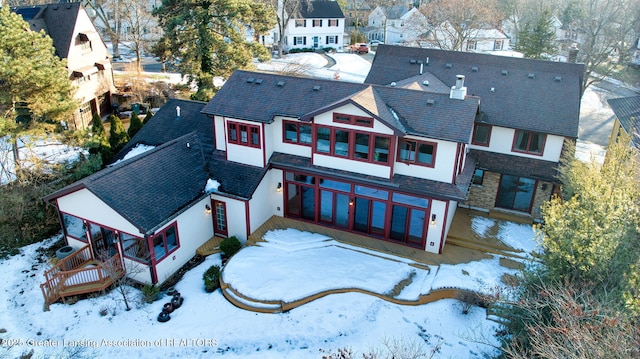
[430,214,437,226]
[349,199,354,206]
[205,204,212,214]
[276,182,282,192]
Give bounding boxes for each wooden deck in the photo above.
[246,208,522,267]
[196,236,225,256]
[40,245,124,310]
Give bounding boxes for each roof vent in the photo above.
[426,99,436,106]
[417,60,423,64]
[490,87,495,92]
[445,63,453,69]
[254,78,263,84]
[246,77,254,83]
[276,81,285,87]
[390,82,397,87]
[312,85,321,91]
[501,70,508,76]
[471,66,479,72]
[527,73,535,79]
[176,106,181,117]
[554,76,563,82]
[426,57,429,64]
[422,80,429,86]
[186,142,191,149]
[410,59,417,64]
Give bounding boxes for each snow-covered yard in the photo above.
[0,214,535,358]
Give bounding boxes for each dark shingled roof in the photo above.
[114,98,213,162]
[607,96,640,150]
[45,133,210,235]
[299,1,345,19]
[207,151,269,199]
[470,149,559,182]
[12,2,84,59]
[270,152,475,201]
[202,70,479,142]
[365,45,584,138]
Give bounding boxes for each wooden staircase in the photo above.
[40,245,124,310]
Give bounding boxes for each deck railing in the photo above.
[40,246,124,309]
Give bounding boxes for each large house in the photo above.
[13,2,116,130]
[42,46,583,302]
[365,4,428,44]
[608,96,640,150]
[282,0,345,52]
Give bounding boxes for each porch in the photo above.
[40,244,124,310]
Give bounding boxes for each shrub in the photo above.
[141,284,160,304]
[203,265,221,293]
[219,236,242,257]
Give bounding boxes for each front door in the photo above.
[313,36,319,48]
[213,200,228,237]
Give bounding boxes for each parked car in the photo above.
[355,44,369,54]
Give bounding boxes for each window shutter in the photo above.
[293,37,297,45]
[326,36,329,44]
[303,37,306,45]
[334,36,338,43]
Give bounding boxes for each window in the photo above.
[326,35,338,44]
[62,213,87,242]
[283,121,312,145]
[121,232,150,264]
[293,36,306,45]
[329,19,338,27]
[295,19,306,27]
[332,113,373,127]
[494,40,503,50]
[472,168,484,185]
[472,124,491,146]
[228,121,261,148]
[314,126,391,164]
[152,223,179,262]
[397,139,436,167]
[513,130,545,155]
[466,41,477,51]
[312,19,322,27]
[80,40,92,53]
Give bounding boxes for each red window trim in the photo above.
[511,130,546,156]
[471,123,492,147]
[150,222,180,263]
[227,121,261,148]
[282,120,312,146]
[313,125,392,165]
[332,112,374,128]
[396,138,437,168]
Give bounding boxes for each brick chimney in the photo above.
[449,75,467,100]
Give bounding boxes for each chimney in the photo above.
[176,106,181,118]
[450,75,467,100]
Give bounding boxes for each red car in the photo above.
[356,44,369,54]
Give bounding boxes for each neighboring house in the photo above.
[365,45,583,219]
[42,46,583,298]
[365,4,428,44]
[550,16,585,60]
[342,0,373,28]
[12,2,116,130]
[283,0,345,51]
[424,22,509,53]
[607,96,640,150]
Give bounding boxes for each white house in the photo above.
[13,3,117,130]
[365,4,428,44]
[425,21,509,53]
[283,0,345,52]
[43,47,583,306]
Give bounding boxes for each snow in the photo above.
[110,144,155,166]
[205,178,221,193]
[255,52,371,83]
[0,219,530,358]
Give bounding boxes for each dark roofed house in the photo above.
[283,0,345,52]
[12,2,116,130]
[608,96,640,151]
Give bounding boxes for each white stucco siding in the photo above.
[312,104,395,135]
[56,188,140,235]
[469,126,565,162]
[122,257,152,284]
[313,153,392,178]
[210,195,248,243]
[393,138,459,183]
[286,18,345,49]
[248,170,283,234]
[214,116,226,151]
[269,116,313,158]
[223,118,266,167]
[425,199,448,253]
[153,198,214,284]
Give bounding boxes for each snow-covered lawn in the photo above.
[0,214,533,358]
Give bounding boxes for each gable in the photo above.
[366,45,584,138]
[608,96,640,149]
[299,1,345,19]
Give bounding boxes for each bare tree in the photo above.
[258,0,311,56]
[118,0,158,67]
[419,0,502,51]
[83,0,125,58]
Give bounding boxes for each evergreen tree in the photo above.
[515,8,557,59]
[91,113,105,137]
[153,0,276,101]
[108,115,130,156]
[127,111,143,138]
[143,109,153,124]
[0,7,77,125]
